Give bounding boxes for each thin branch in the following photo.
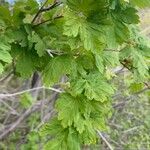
[41,1,62,12]
[97,131,114,150]
[140,26,150,35]
[0,100,19,116]
[123,125,142,134]
[0,70,13,82]
[31,0,48,24]
[34,15,63,27]
[0,104,39,140]
[113,87,149,108]
[31,0,62,24]
[0,86,63,98]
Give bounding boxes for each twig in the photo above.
[31,0,62,24]
[97,131,114,150]
[0,85,60,140]
[31,0,48,24]
[0,104,39,140]
[41,1,62,12]
[0,70,14,82]
[0,86,63,98]
[0,100,19,116]
[113,87,149,108]
[123,126,142,134]
[140,26,150,35]
[34,15,63,27]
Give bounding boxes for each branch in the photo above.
[31,0,62,24]
[31,0,48,24]
[0,86,63,98]
[0,70,13,82]
[41,1,62,12]
[97,131,114,150]
[113,87,149,108]
[0,104,39,140]
[34,15,63,27]
[0,86,60,139]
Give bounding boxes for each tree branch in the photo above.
[113,87,149,108]
[34,15,63,27]
[31,0,48,24]
[97,131,114,150]
[0,86,63,99]
[31,0,62,24]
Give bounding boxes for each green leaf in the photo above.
[30,32,46,57]
[63,10,82,37]
[114,21,129,43]
[44,139,63,150]
[80,121,97,144]
[129,83,144,93]
[104,26,119,49]
[103,51,120,67]
[0,43,12,63]
[95,55,104,74]
[64,10,106,53]
[43,55,74,86]
[20,93,33,108]
[16,52,35,78]
[40,118,64,137]
[71,72,114,102]
[130,0,150,8]
[120,46,149,79]
[23,14,33,24]
[84,73,114,102]
[0,63,4,74]
[67,128,80,150]
[56,93,81,128]
[119,7,139,24]
[80,23,106,53]
[0,6,11,23]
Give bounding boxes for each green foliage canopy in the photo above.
[0,0,149,149]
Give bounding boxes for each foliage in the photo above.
[0,0,149,149]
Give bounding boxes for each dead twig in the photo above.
[0,86,63,99]
[97,131,114,150]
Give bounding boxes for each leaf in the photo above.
[103,51,120,67]
[20,93,33,108]
[66,0,109,17]
[67,128,80,150]
[0,63,4,74]
[16,52,35,78]
[44,139,63,150]
[130,0,150,8]
[79,120,97,144]
[119,7,139,24]
[80,23,106,53]
[0,6,11,22]
[71,72,114,102]
[64,10,106,53]
[43,55,74,86]
[56,93,81,128]
[40,118,64,137]
[114,21,130,43]
[95,54,104,74]
[129,83,144,93]
[84,73,114,102]
[104,26,119,49]
[63,10,82,37]
[0,43,12,63]
[30,32,46,57]
[23,14,33,24]
[119,46,149,79]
